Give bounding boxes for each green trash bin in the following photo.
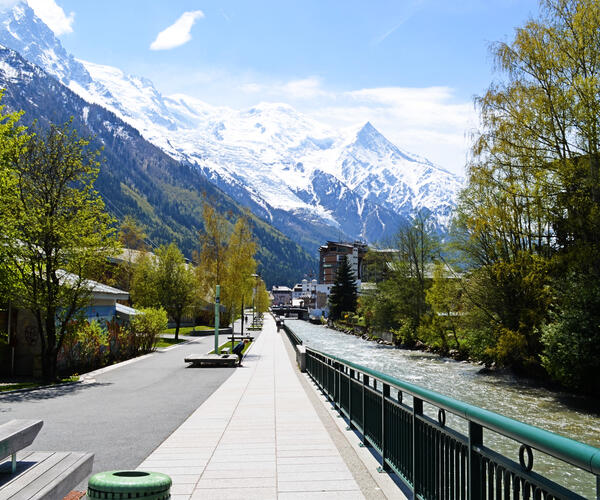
[87,470,171,499]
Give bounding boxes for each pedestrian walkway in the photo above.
[138,315,365,499]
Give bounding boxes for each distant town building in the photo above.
[318,241,368,285]
[271,285,293,305]
[291,278,318,308]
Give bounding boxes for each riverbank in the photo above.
[325,319,597,397]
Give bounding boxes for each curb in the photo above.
[1,337,203,394]
[82,337,202,381]
[0,378,82,396]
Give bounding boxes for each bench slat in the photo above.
[0,420,44,462]
[30,452,93,500]
[0,451,67,497]
[0,451,93,500]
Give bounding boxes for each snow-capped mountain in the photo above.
[0,42,318,285]
[0,2,463,248]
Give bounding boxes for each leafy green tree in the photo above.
[130,251,159,307]
[453,178,553,369]
[394,212,438,331]
[541,276,600,394]
[111,216,148,291]
[5,122,119,381]
[0,98,28,299]
[223,215,257,330]
[328,255,358,321]
[255,279,270,314]
[196,205,260,328]
[425,262,463,352]
[119,216,148,251]
[456,0,600,383]
[195,202,231,323]
[357,215,437,343]
[155,243,197,340]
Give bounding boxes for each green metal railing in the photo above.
[305,347,600,500]
[281,322,303,349]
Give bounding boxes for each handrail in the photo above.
[306,347,600,475]
[304,344,600,499]
[306,346,600,476]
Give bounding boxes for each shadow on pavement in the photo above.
[0,381,112,407]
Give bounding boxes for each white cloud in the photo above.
[240,77,330,100]
[150,10,204,51]
[27,0,74,36]
[280,77,330,99]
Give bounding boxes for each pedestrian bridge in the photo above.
[271,305,309,320]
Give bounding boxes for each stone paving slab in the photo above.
[138,315,365,499]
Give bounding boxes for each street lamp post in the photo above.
[214,285,220,354]
[251,273,259,327]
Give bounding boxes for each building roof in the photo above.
[116,303,139,316]
[59,270,129,301]
[319,241,368,251]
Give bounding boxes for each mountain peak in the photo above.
[360,121,376,132]
[353,120,396,152]
[0,1,92,87]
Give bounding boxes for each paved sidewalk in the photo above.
[138,315,365,499]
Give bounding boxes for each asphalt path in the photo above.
[0,331,242,489]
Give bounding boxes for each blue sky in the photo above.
[25,0,540,174]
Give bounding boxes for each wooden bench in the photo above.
[184,353,238,367]
[0,420,94,500]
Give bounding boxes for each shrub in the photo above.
[391,319,416,346]
[58,320,108,374]
[130,307,168,353]
[461,327,496,366]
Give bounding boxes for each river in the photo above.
[286,319,600,498]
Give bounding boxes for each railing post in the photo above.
[469,421,483,500]
[336,362,341,410]
[381,382,390,472]
[349,368,355,430]
[412,397,423,497]
[362,374,369,444]
[326,358,330,398]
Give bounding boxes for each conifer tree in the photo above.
[328,255,358,321]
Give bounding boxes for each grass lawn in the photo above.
[161,325,213,336]
[0,375,80,393]
[211,340,252,355]
[154,337,187,348]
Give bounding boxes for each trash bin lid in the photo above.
[88,470,171,499]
